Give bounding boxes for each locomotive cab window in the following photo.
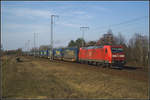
[111,48,123,53]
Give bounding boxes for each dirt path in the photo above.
[2,55,149,99]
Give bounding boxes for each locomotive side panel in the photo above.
[96,48,105,62]
[79,46,107,63]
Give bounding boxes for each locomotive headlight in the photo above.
[112,55,117,57]
[120,55,125,57]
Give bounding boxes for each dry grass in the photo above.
[2,55,149,99]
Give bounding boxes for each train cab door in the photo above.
[105,48,109,63]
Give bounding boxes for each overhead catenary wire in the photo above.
[87,15,148,43]
[109,16,148,28]
[97,16,148,33]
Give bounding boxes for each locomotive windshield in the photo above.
[111,48,123,53]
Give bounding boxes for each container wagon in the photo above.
[53,48,64,60]
[63,47,79,62]
[43,50,49,58]
[39,50,43,57]
[40,50,44,57]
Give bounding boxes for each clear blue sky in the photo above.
[1,1,149,50]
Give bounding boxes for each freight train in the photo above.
[25,45,126,68]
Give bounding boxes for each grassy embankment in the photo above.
[2,55,148,99]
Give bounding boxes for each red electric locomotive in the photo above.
[78,45,126,68]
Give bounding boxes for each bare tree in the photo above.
[115,32,126,45]
[128,33,149,68]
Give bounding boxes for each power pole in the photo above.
[34,33,36,56]
[25,42,27,51]
[50,15,59,60]
[28,40,30,51]
[37,33,38,51]
[27,40,30,56]
[80,26,89,47]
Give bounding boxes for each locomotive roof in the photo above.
[81,46,104,49]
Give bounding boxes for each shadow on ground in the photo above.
[123,66,142,70]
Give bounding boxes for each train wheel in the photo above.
[96,62,98,66]
[118,65,123,70]
[98,63,102,67]
[102,64,106,68]
[79,60,81,64]
[108,64,112,68]
[107,64,111,68]
[88,61,91,65]
[81,60,84,64]
[91,61,94,65]
[105,63,108,68]
[84,61,87,64]
[94,62,96,65]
